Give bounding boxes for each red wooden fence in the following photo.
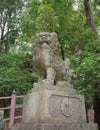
[0,90,24,129]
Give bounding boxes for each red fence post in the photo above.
[8,90,16,129]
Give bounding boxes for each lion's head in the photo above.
[34,32,58,46]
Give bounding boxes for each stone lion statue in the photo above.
[33,32,74,86]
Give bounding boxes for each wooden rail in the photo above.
[0,90,24,129]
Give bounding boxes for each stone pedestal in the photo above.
[0,121,6,130]
[11,82,98,130]
[12,123,98,130]
[0,110,6,130]
[23,90,86,124]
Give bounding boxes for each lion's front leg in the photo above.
[46,67,56,85]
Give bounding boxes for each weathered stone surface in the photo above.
[23,90,86,124]
[32,32,76,86]
[0,110,6,130]
[0,121,6,130]
[33,81,75,95]
[0,111,4,121]
[11,123,98,130]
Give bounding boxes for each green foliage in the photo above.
[0,0,23,53]
[20,0,40,41]
[0,53,37,96]
[35,4,58,32]
[20,0,74,43]
[71,39,100,102]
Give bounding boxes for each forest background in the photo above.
[0,0,100,129]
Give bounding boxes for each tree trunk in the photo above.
[60,44,65,61]
[93,95,100,130]
[85,101,89,123]
[0,32,4,53]
[84,0,97,37]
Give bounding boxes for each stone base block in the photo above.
[23,90,86,124]
[11,123,98,130]
[0,121,6,130]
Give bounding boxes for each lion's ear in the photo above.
[50,32,58,42]
[51,32,57,38]
[35,33,39,39]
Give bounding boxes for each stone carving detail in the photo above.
[49,95,86,122]
[33,32,75,86]
[60,98,73,117]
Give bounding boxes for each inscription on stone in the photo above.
[60,98,73,117]
[49,95,84,122]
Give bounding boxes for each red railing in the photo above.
[0,90,24,129]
